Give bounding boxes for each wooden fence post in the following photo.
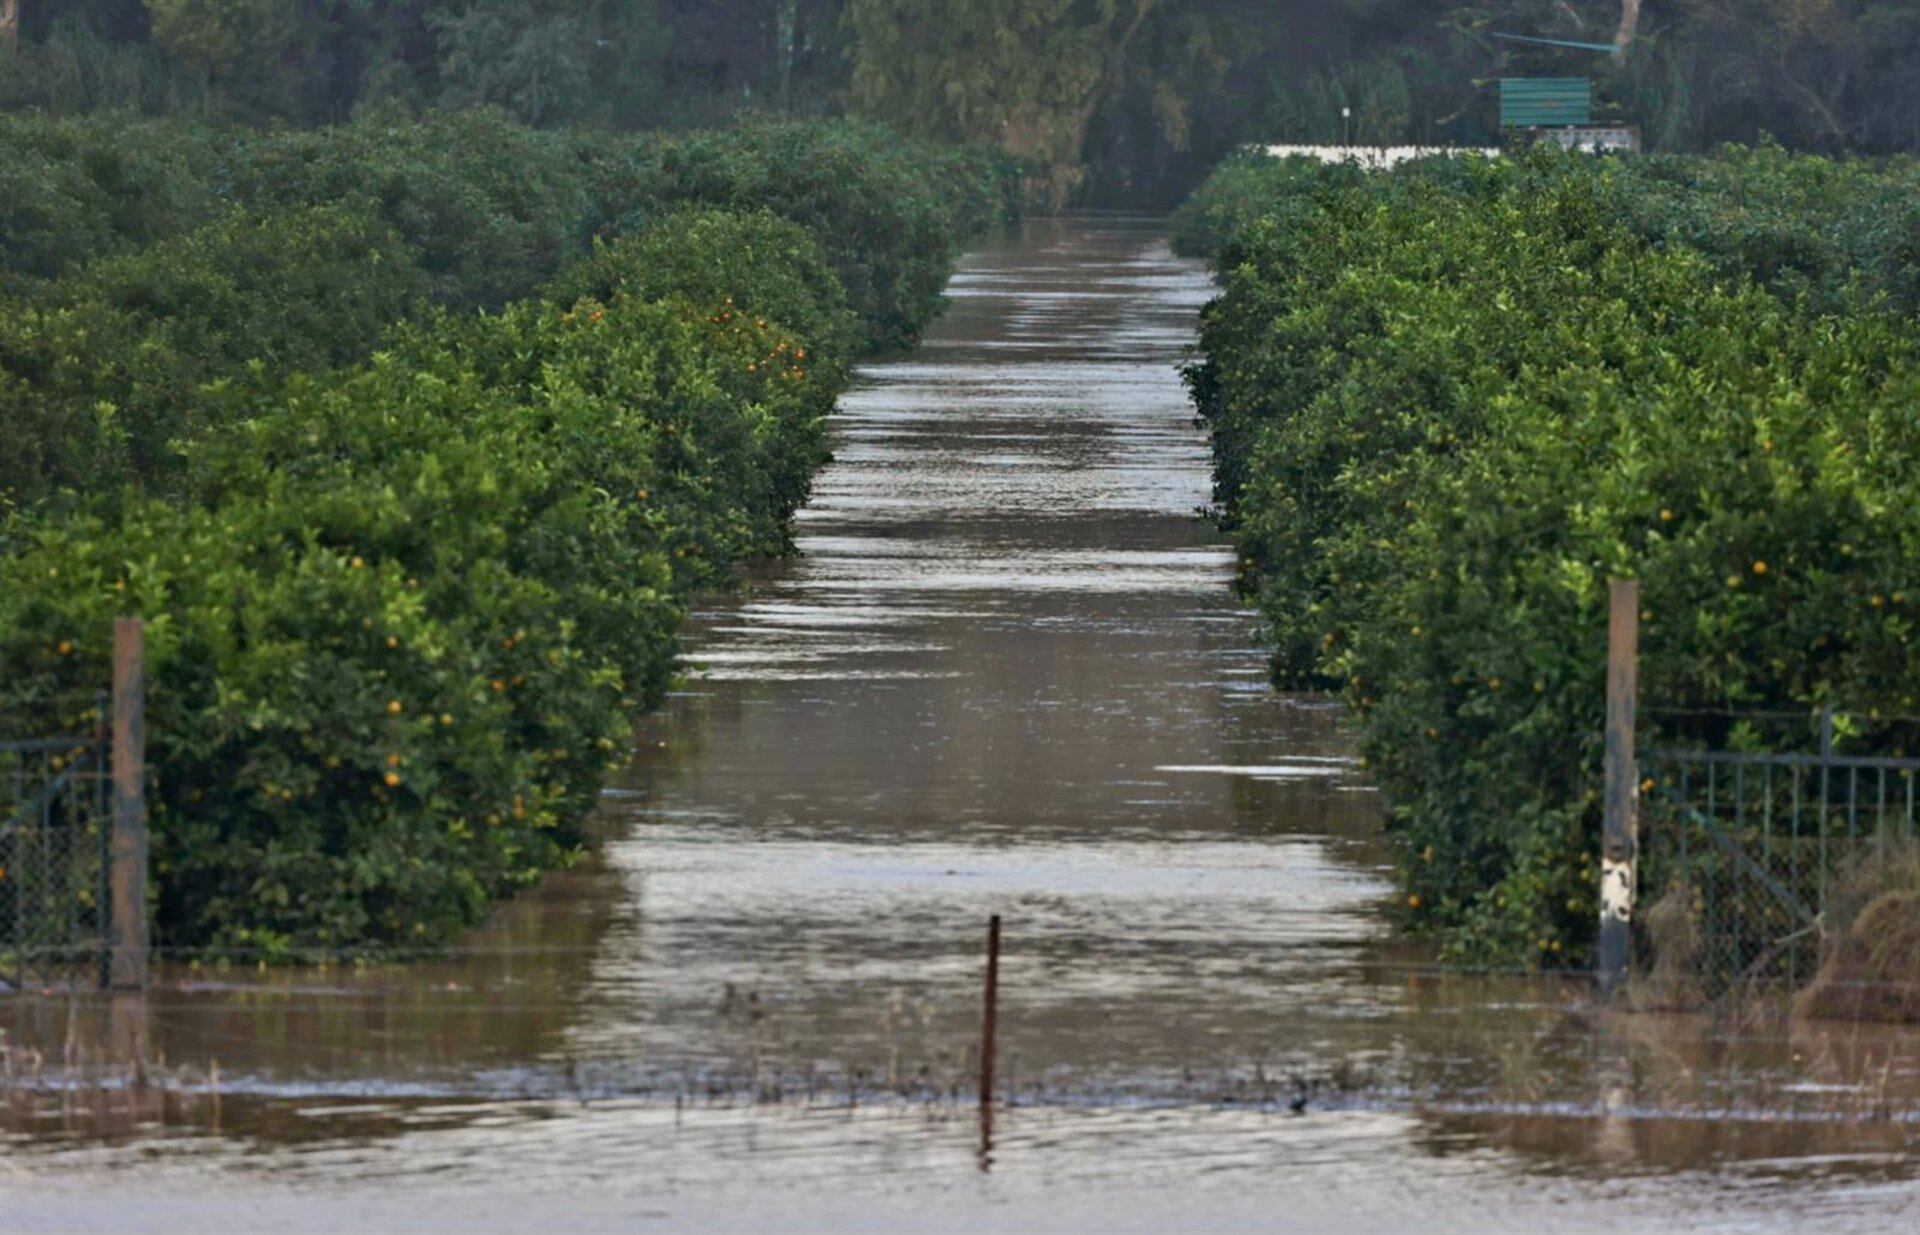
[109,617,149,990]
[1598,579,1639,996]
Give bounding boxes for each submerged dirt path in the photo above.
[4,216,1919,1234]
[585,213,1386,1089]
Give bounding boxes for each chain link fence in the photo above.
[1637,711,1920,1002]
[1,712,112,990]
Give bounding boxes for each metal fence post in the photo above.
[1598,579,1639,995]
[1817,705,1834,909]
[109,617,149,990]
[980,914,1001,1108]
[978,913,1001,1172]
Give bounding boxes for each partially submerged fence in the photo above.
[1,725,109,987]
[1640,715,1919,996]
[1597,580,1920,1001]
[0,618,148,991]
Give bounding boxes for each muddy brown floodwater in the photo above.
[4,216,1920,1233]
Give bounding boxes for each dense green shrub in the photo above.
[543,207,851,544]
[924,139,1030,240]
[228,108,597,313]
[0,107,605,306]
[0,238,845,953]
[1607,144,1920,317]
[1176,142,1920,310]
[548,206,862,376]
[0,111,1021,515]
[0,136,914,952]
[1180,148,1920,965]
[0,205,427,509]
[0,107,1017,953]
[0,108,1023,333]
[1169,149,1366,260]
[639,119,1018,352]
[0,110,232,287]
[0,493,608,952]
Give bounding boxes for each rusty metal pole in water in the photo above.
[1598,579,1639,997]
[980,914,1001,1108]
[109,616,150,991]
[977,914,1001,1171]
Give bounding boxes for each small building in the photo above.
[1500,78,1640,152]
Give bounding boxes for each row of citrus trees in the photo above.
[1175,148,1920,965]
[1,108,1022,511]
[1174,142,1920,318]
[0,109,1021,958]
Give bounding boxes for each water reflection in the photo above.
[570,214,1393,1095]
[3,216,1919,1230]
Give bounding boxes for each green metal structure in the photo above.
[1499,78,1593,128]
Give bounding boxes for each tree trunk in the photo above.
[1,0,21,54]
[1078,0,1159,136]
[1613,0,1641,55]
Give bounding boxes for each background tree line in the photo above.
[6,2,1920,205]
[0,1,846,128]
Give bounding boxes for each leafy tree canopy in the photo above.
[8,2,1920,203]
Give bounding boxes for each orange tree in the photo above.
[1179,148,1920,964]
[0,144,1011,953]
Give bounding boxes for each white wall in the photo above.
[1260,144,1503,169]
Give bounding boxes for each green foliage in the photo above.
[845,0,1249,207]
[0,211,851,954]
[1244,2,1920,156]
[845,0,1118,205]
[0,203,426,509]
[2,1,840,132]
[229,108,595,312]
[144,0,315,117]
[1603,143,1920,317]
[0,16,206,118]
[1181,147,1920,965]
[0,105,609,309]
[1169,148,1364,259]
[17,1,1920,213]
[548,205,860,390]
[145,0,302,73]
[640,118,1022,351]
[1262,56,1416,146]
[0,110,1019,511]
[0,109,229,285]
[0,110,1014,955]
[428,0,671,127]
[0,494,612,953]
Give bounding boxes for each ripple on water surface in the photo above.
[4,215,1920,1234]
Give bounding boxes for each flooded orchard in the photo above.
[4,217,1919,1232]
